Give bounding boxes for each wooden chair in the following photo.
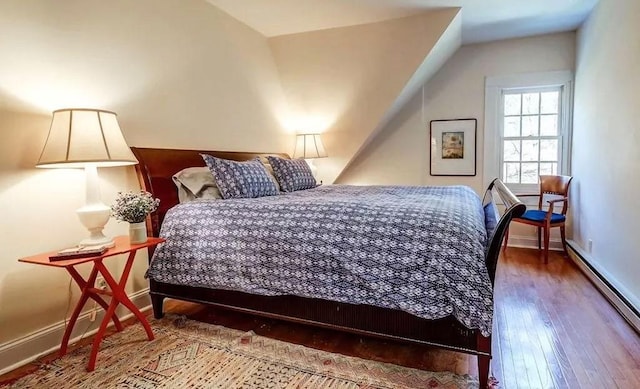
[503,175,573,263]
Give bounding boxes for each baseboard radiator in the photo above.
[567,242,640,334]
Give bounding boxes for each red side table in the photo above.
[19,236,165,371]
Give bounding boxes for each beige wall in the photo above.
[572,0,640,310]
[269,9,460,185]
[0,0,289,363]
[338,32,576,190]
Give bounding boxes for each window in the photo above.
[501,87,563,184]
[484,71,573,194]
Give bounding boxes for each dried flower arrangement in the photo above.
[111,191,160,224]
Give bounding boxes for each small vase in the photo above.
[129,221,147,244]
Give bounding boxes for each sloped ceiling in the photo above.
[207,0,597,44]
[269,9,461,184]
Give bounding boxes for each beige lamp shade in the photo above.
[293,133,328,159]
[37,108,138,168]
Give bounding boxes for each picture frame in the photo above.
[430,118,477,176]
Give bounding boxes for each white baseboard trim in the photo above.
[506,234,563,251]
[566,240,640,333]
[0,288,151,376]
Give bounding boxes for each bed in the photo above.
[131,147,525,388]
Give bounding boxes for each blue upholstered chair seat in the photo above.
[519,209,566,223]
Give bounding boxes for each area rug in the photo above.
[3,316,481,388]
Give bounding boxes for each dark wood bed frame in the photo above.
[131,147,525,388]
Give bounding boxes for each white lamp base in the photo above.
[79,235,115,248]
[306,159,318,178]
[76,203,114,248]
[75,165,114,248]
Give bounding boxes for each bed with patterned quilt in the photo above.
[131,147,525,388]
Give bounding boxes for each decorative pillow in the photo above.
[172,167,222,203]
[266,156,317,192]
[201,154,279,199]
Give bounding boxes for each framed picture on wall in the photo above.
[430,118,477,176]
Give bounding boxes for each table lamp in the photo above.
[36,108,138,247]
[293,133,328,177]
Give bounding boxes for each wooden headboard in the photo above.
[131,147,290,237]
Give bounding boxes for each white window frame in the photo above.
[484,71,573,198]
[500,85,564,190]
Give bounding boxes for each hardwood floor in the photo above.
[493,249,640,388]
[2,248,639,388]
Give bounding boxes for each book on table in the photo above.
[49,244,110,261]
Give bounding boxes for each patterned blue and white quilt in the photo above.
[148,185,493,335]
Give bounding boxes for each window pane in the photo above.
[540,139,558,161]
[522,140,539,161]
[540,115,558,136]
[540,163,553,175]
[504,94,521,115]
[541,91,559,114]
[522,93,540,114]
[522,116,539,137]
[504,163,520,183]
[503,140,520,161]
[500,87,564,186]
[540,162,559,175]
[521,163,539,183]
[504,116,520,137]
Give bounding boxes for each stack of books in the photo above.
[49,244,110,261]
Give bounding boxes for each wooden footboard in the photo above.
[148,280,494,387]
[132,147,525,388]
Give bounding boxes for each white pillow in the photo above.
[263,162,281,192]
[172,167,222,203]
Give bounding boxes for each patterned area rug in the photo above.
[3,316,480,388]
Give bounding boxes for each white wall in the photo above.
[0,0,289,367]
[338,32,576,190]
[571,0,640,311]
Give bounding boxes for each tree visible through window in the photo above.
[501,87,563,184]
